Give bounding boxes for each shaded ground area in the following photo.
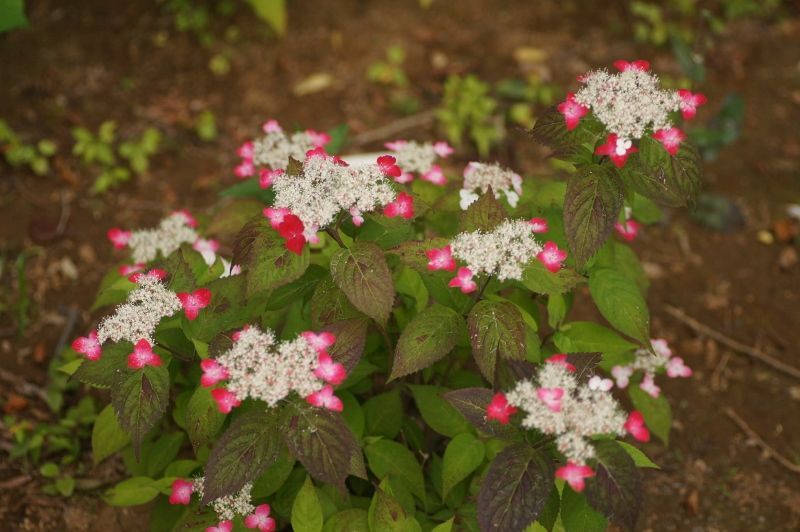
[1,0,798,530]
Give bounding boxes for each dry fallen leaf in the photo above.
[293,72,334,97]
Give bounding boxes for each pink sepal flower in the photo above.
[614,220,641,241]
[193,238,220,258]
[262,119,282,133]
[448,267,477,293]
[211,388,240,414]
[200,359,229,387]
[421,165,446,186]
[537,387,565,412]
[486,392,517,424]
[545,354,576,373]
[263,207,290,229]
[118,263,145,277]
[384,139,408,151]
[237,142,254,160]
[537,241,567,273]
[433,141,454,157]
[652,127,686,156]
[613,59,650,72]
[207,521,233,532]
[529,218,548,233]
[314,352,347,385]
[557,92,589,131]
[394,171,414,184]
[244,504,276,531]
[625,410,651,442]
[177,288,212,321]
[235,160,255,178]
[349,207,364,227]
[306,385,343,412]
[169,479,194,505]
[556,462,596,492]
[595,133,637,168]
[677,89,707,120]
[639,373,661,398]
[231,325,250,342]
[107,228,131,249]
[651,338,672,359]
[588,375,614,391]
[172,210,198,228]
[383,192,414,219]
[667,357,692,378]
[278,214,307,255]
[259,168,284,189]
[128,268,168,284]
[127,339,162,369]
[426,245,456,272]
[377,155,402,177]
[301,331,336,352]
[611,365,633,388]
[72,331,102,361]
[306,129,331,148]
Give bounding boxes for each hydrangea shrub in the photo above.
[69,61,704,531]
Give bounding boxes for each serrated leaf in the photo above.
[358,213,416,249]
[623,136,702,207]
[563,164,623,268]
[310,277,364,327]
[408,385,470,438]
[442,433,485,498]
[202,409,282,503]
[73,341,131,388]
[368,487,412,531]
[265,264,327,311]
[184,274,261,343]
[389,304,463,381]
[283,403,361,489]
[330,242,395,325]
[588,268,650,344]
[460,188,507,233]
[363,389,403,439]
[251,445,296,498]
[111,365,170,458]
[521,261,584,295]
[468,300,526,383]
[559,485,607,532]
[388,238,450,273]
[616,441,659,469]
[442,388,519,440]
[584,439,643,530]
[628,385,672,445]
[207,198,265,237]
[528,105,576,158]
[161,244,212,292]
[185,386,226,451]
[103,476,160,507]
[92,404,130,465]
[365,440,426,501]
[321,318,369,373]
[553,322,637,360]
[292,476,324,532]
[322,509,369,532]
[477,443,554,532]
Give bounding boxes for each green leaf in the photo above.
[143,432,185,477]
[323,318,370,373]
[207,198,265,238]
[111,365,170,458]
[442,433,485,498]
[442,388,519,440]
[588,268,650,344]
[363,389,403,439]
[616,441,659,469]
[408,385,470,438]
[563,164,623,268]
[104,477,160,507]
[468,300,526,383]
[283,403,361,489]
[323,509,369,532]
[365,440,425,501]
[234,216,309,298]
[184,274,261,343]
[91,274,135,311]
[0,0,28,34]
[559,486,607,532]
[251,445,296,498]
[584,440,643,530]
[477,443,554,532]
[460,188,507,233]
[528,105,576,158]
[325,124,349,155]
[185,386,226,451]
[431,518,455,532]
[92,404,131,465]
[73,341,131,388]
[202,409,282,504]
[623,136,702,207]
[358,213,416,249]
[247,0,287,35]
[310,277,363,328]
[218,178,275,203]
[39,462,59,478]
[628,385,672,445]
[292,476,324,532]
[330,242,395,325]
[368,487,414,532]
[553,322,637,360]
[521,261,584,296]
[390,304,463,381]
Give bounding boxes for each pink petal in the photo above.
[107,228,131,249]
[433,141,454,158]
[262,120,282,133]
[624,410,651,442]
[528,218,548,233]
[545,354,576,372]
[421,165,446,186]
[169,479,194,505]
[486,392,517,424]
[211,388,240,414]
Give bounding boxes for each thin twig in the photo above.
[52,305,79,362]
[724,407,800,475]
[664,305,800,380]
[0,368,48,401]
[324,227,346,248]
[350,110,436,146]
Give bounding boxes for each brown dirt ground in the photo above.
[1,0,799,530]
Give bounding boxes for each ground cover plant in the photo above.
[66,60,706,531]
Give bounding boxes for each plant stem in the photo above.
[463,275,492,315]
[324,227,346,248]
